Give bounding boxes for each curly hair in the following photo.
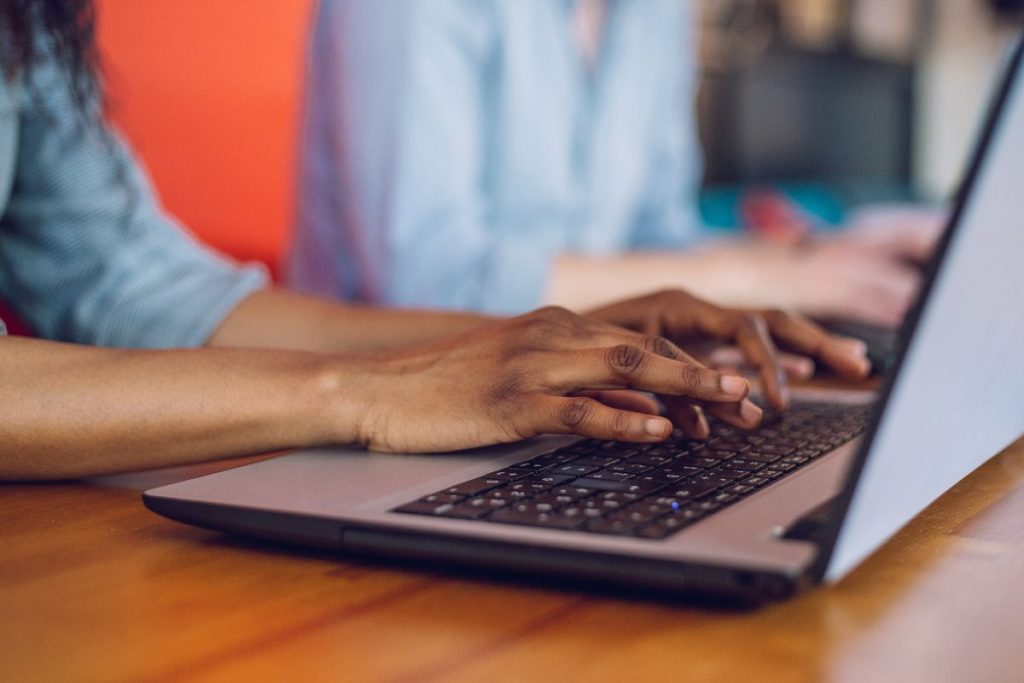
[0,0,102,118]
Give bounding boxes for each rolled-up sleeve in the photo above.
[0,52,267,348]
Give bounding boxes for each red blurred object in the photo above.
[0,302,31,336]
[96,0,316,279]
[739,188,813,244]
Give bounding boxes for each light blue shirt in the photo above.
[0,38,266,346]
[290,0,703,314]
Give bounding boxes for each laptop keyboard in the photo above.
[393,402,872,540]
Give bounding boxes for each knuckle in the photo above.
[559,397,594,430]
[652,287,688,302]
[487,372,527,407]
[520,309,560,335]
[610,410,632,437]
[740,313,767,334]
[650,288,676,303]
[534,305,572,322]
[680,363,707,391]
[607,344,646,375]
[645,335,680,359]
[523,306,583,339]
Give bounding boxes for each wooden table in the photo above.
[4,436,1024,683]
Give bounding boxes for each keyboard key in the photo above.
[571,454,622,468]
[598,491,641,504]
[742,451,782,464]
[692,500,722,513]
[445,478,503,496]
[507,482,550,497]
[625,501,675,517]
[489,508,584,530]
[757,444,795,455]
[627,454,673,467]
[607,507,662,524]
[656,507,704,528]
[561,505,604,519]
[585,518,639,535]
[693,472,741,486]
[531,452,580,466]
[526,492,569,508]
[624,480,668,495]
[635,524,674,539]
[510,459,557,471]
[672,479,719,499]
[422,493,464,505]
[486,469,532,482]
[636,471,687,485]
[674,456,718,469]
[600,446,641,458]
[658,464,702,478]
[607,462,655,475]
[442,502,492,519]
[520,473,575,487]
[570,477,631,491]
[552,463,600,477]
[721,459,765,472]
[702,449,738,460]
[587,469,633,482]
[551,485,598,500]
[394,500,454,516]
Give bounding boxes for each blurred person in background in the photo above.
[290,0,940,325]
[0,0,871,480]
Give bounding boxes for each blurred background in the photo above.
[697,0,1022,229]
[95,0,1022,276]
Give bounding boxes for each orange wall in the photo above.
[97,0,316,278]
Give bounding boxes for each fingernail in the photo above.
[645,418,670,438]
[740,400,763,424]
[843,338,869,357]
[721,375,749,397]
[696,412,710,439]
[778,386,791,408]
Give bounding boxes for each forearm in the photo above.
[544,242,769,312]
[0,336,364,480]
[207,288,493,353]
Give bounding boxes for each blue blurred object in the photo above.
[699,182,921,235]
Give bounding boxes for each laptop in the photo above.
[144,38,1024,603]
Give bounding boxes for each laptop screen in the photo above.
[823,37,1024,580]
[823,37,1024,581]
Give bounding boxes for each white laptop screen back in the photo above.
[826,40,1024,581]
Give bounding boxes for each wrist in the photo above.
[301,353,388,447]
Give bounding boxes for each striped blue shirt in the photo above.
[0,42,266,347]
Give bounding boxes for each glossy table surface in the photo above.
[4,434,1024,683]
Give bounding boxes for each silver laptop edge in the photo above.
[143,36,1024,601]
